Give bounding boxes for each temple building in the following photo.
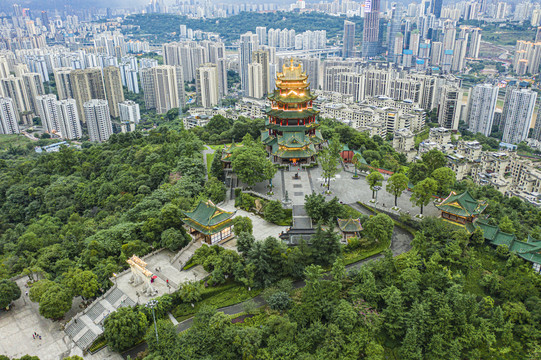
[182,200,236,244]
[261,60,325,164]
[337,218,363,242]
[221,142,243,170]
[436,191,488,226]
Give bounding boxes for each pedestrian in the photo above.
[39,335,41,340]
[33,334,35,339]
[25,291,28,296]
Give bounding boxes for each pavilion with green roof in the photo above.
[436,191,488,226]
[261,60,325,164]
[221,142,243,170]
[182,200,236,244]
[337,218,363,242]
[475,220,541,273]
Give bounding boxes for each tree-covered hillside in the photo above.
[123,12,364,44]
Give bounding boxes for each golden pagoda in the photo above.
[261,60,324,164]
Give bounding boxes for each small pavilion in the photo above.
[436,191,487,226]
[221,142,243,170]
[182,200,236,244]
[337,218,363,242]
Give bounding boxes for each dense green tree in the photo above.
[499,216,516,234]
[386,173,409,207]
[263,200,285,224]
[62,268,99,298]
[408,162,430,185]
[0,279,21,309]
[204,176,226,203]
[29,279,55,303]
[145,319,181,358]
[304,194,345,225]
[231,145,276,187]
[421,149,447,173]
[267,291,292,313]
[363,213,394,244]
[210,149,225,181]
[236,232,255,253]
[103,307,148,352]
[233,216,253,236]
[366,171,384,200]
[161,227,191,251]
[310,226,341,267]
[38,284,72,319]
[411,178,438,215]
[431,167,456,196]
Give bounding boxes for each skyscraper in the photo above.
[467,84,499,136]
[21,72,45,114]
[256,26,267,46]
[1,76,31,114]
[71,68,106,122]
[140,67,156,110]
[362,0,382,57]
[438,85,462,130]
[247,62,264,99]
[84,99,113,142]
[153,65,185,114]
[342,20,356,58]
[53,68,74,100]
[103,66,125,118]
[119,100,141,125]
[468,28,482,59]
[387,4,402,62]
[41,11,49,30]
[239,32,259,93]
[0,97,20,134]
[252,50,270,95]
[502,88,537,144]
[196,63,220,108]
[57,99,82,140]
[36,94,62,134]
[430,0,442,18]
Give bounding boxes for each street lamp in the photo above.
[374,185,382,203]
[145,300,159,345]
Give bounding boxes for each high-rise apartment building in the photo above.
[247,62,264,99]
[0,97,20,134]
[57,99,82,139]
[54,68,74,100]
[21,72,44,114]
[71,68,106,122]
[119,100,141,125]
[252,50,270,95]
[502,88,537,144]
[153,65,186,114]
[438,85,462,130]
[342,20,356,58]
[468,28,482,59]
[430,0,442,18]
[84,99,113,142]
[196,63,220,108]
[256,26,267,46]
[467,84,499,136]
[103,66,125,118]
[387,5,402,62]
[239,32,259,93]
[36,94,61,134]
[1,76,31,114]
[362,0,382,57]
[140,67,156,110]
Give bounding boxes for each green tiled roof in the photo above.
[266,108,319,119]
[352,150,368,165]
[278,131,312,147]
[275,143,317,159]
[183,200,235,235]
[436,191,488,217]
[475,220,541,266]
[337,218,363,232]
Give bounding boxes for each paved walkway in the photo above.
[309,166,440,217]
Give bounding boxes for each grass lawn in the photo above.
[343,237,391,265]
[172,281,262,322]
[207,144,230,151]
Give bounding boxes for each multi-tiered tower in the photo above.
[261,60,324,164]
